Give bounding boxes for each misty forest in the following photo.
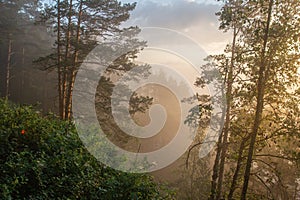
[0,0,300,199]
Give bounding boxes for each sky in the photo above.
[120,0,231,55]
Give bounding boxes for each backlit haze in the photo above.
[121,0,231,55]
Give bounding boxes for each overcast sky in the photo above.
[121,0,231,55]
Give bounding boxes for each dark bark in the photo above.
[209,133,223,200]
[228,136,249,199]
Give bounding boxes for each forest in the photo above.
[0,0,299,199]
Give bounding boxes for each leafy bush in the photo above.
[0,99,174,199]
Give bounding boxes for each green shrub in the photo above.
[0,99,174,199]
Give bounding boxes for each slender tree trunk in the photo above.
[57,0,63,118]
[65,0,83,119]
[209,133,223,200]
[209,58,231,200]
[62,0,73,119]
[216,27,237,200]
[228,136,249,199]
[21,46,25,98]
[240,0,273,199]
[5,34,12,99]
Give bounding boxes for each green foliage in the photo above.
[0,99,174,199]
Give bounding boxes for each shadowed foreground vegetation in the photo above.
[0,99,174,200]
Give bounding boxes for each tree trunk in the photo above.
[209,133,222,200]
[216,27,237,200]
[57,0,63,118]
[228,136,249,199]
[62,0,73,119]
[5,34,12,99]
[20,46,25,99]
[65,0,83,119]
[240,0,273,199]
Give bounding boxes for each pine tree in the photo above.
[38,0,138,119]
